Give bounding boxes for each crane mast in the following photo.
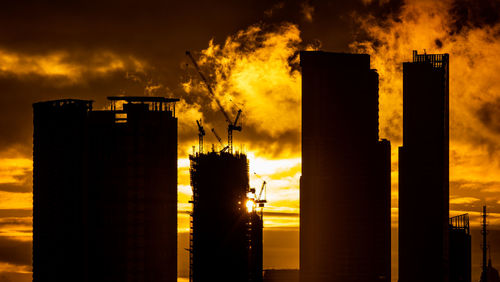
[228,109,242,154]
[255,181,267,216]
[480,205,488,282]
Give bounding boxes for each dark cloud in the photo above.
[0,210,31,219]
[0,218,31,234]
[0,72,133,156]
[477,98,500,134]
[449,0,500,34]
[0,182,31,194]
[0,272,31,282]
[0,157,31,193]
[464,98,500,159]
[0,237,31,267]
[435,38,443,48]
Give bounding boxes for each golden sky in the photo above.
[0,0,499,281]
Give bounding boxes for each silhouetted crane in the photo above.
[228,109,242,153]
[256,181,267,208]
[196,119,205,153]
[211,128,229,153]
[249,180,267,217]
[186,51,242,153]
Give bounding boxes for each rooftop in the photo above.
[412,50,449,69]
[107,96,180,103]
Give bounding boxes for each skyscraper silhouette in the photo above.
[189,151,263,282]
[399,51,449,282]
[33,97,178,282]
[449,214,471,282]
[300,51,391,282]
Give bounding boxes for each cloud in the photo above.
[450,196,480,204]
[0,49,144,84]
[0,192,31,210]
[0,156,31,195]
[264,2,285,17]
[449,0,500,33]
[0,237,31,267]
[350,0,500,218]
[182,23,304,158]
[301,2,315,22]
[361,0,391,5]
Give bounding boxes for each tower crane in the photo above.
[186,51,242,154]
[228,109,242,153]
[247,180,267,216]
[211,128,229,153]
[256,181,267,208]
[196,119,205,153]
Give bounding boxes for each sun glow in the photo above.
[246,199,255,213]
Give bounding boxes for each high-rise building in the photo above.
[189,151,263,282]
[399,50,449,282]
[33,96,178,282]
[300,51,391,282]
[449,214,471,282]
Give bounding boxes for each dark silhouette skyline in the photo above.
[28,50,489,282]
[399,51,450,282]
[25,49,496,282]
[0,1,499,280]
[33,97,178,281]
[300,51,391,282]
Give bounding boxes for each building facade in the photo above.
[300,51,391,282]
[33,97,178,282]
[399,51,450,282]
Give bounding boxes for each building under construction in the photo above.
[300,51,391,282]
[33,96,178,282]
[449,214,471,282]
[189,150,263,282]
[399,51,449,282]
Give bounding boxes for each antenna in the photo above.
[481,205,488,282]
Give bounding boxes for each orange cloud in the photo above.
[184,23,302,140]
[0,49,145,83]
[351,0,500,222]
